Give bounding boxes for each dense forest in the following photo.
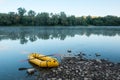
[0,7,120,26]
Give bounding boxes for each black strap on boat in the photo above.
[46,61,48,67]
[39,62,41,67]
[46,60,51,67]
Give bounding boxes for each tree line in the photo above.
[0,7,120,26]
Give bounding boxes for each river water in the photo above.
[0,26,120,80]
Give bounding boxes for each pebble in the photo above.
[84,77,89,80]
[58,68,62,71]
[96,59,102,63]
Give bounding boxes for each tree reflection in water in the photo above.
[0,26,120,44]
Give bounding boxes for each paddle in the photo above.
[18,67,30,71]
[18,67,35,73]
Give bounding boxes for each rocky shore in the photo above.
[31,54,120,80]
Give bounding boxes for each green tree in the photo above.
[86,16,93,25]
[35,12,50,26]
[77,16,88,26]
[103,15,120,26]
[50,14,59,25]
[67,15,76,26]
[28,10,36,17]
[27,10,36,25]
[8,12,18,25]
[17,7,26,16]
[0,13,11,25]
[92,17,104,26]
[59,12,68,26]
[17,7,26,25]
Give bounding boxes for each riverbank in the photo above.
[35,54,120,80]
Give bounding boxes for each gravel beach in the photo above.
[30,54,120,80]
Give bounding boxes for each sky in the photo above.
[0,0,120,17]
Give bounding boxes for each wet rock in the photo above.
[52,70,56,73]
[95,53,101,57]
[51,78,56,80]
[75,70,79,73]
[66,70,69,74]
[26,68,35,75]
[58,78,62,80]
[84,77,89,80]
[57,68,62,71]
[96,59,102,63]
[67,49,72,53]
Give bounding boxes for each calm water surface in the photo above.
[0,26,120,80]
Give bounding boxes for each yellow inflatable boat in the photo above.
[28,53,59,67]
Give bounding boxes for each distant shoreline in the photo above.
[0,7,120,26]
